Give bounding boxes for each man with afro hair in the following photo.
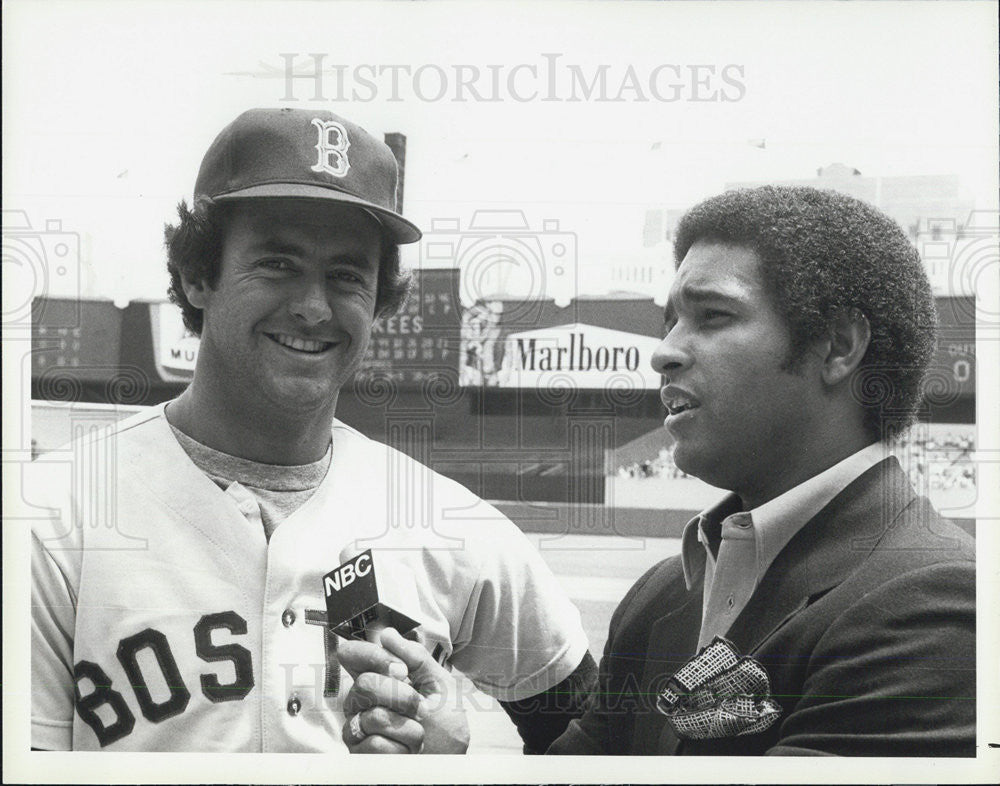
[345,185,975,758]
[545,185,975,755]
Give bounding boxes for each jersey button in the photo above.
[282,609,296,627]
[287,694,301,716]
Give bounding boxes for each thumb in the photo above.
[377,628,448,697]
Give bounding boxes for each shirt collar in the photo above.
[680,493,742,589]
[679,442,888,590]
[750,441,887,577]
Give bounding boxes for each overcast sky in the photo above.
[4,0,998,305]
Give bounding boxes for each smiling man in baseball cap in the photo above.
[30,107,595,753]
[194,108,421,242]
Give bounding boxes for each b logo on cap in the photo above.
[311,118,351,178]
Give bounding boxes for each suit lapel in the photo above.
[632,578,703,754]
[724,458,915,656]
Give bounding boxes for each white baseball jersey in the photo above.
[30,404,588,751]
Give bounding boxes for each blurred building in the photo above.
[644,165,987,296]
[728,164,977,241]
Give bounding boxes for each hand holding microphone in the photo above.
[324,549,469,753]
[339,628,470,754]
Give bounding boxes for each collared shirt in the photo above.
[680,442,888,649]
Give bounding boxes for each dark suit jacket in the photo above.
[549,458,976,756]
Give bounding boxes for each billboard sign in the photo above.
[492,322,663,390]
[150,302,199,382]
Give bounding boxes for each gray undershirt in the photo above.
[169,423,332,541]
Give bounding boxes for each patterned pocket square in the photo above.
[655,636,782,740]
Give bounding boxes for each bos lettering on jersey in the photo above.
[73,611,256,747]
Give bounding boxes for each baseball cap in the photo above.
[194,107,421,244]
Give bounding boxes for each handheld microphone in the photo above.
[322,549,420,642]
